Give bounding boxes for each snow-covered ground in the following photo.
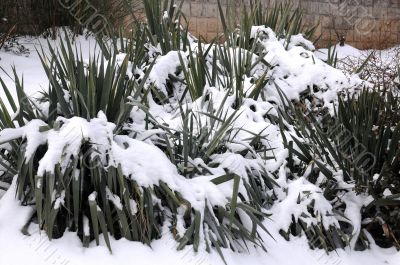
[0,34,100,107]
[0,34,399,265]
[316,44,400,90]
[316,43,400,62]
[0,179,399,265]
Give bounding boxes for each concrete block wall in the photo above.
[181,0,400,49]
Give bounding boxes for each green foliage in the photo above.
[337,89,400,249]
[115,25,148,66]
[143,0,190,54]
[219,0,319,49]
[3,0,398,260]
[325,44,338,68]
[0,69,21,184]
[37,32,153,133]
[277,86,400,250]
[178,40,213,100]
[0,15,272,259]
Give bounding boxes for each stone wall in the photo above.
[181,0,400,49]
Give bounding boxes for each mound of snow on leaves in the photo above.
[0,26,398,265]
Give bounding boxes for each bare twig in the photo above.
[0,24,16,50]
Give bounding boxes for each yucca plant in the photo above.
[272,87,352,251]
[275,85,400,250]
[220,0,319,50]
[335,89,400,249]
[114,24,148,66]
[36,32,154,133]
[177,38,269,103]
[0,24,274,263]
[6,0,398,261]
[259,0,319,43]
[177,40,213,100]
[218,37,270,102]
[0,34,157,246]
[325,43,338,68]
[143,0,190,54]
[0,67,33,184]
[124,89,276,252]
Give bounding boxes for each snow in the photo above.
[0,119,48,160]
[284,34,315,51]
[88,192,97,202]
[106,188,123,211]
[0,112,231,214]
[315,43,400,91]
[341,191,373,249]
[271,177,339,231]
[34,114,114,176]
[252,26,364,112]
[0,28,399,265]
[83,215,90,236]
[0,181,399,265]
[112,134,229,210]
[316,43,400,63]
[54,190,66,210]
[316,44,363,60]
[149,51,187,97]
[0,32,101,106]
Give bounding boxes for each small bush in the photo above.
[0,24,271,262]
[277,87,400,250]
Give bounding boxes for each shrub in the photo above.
[276,87,400,250]
[4,0,395,262]
[221,0,319,51]
[0,28,271,262]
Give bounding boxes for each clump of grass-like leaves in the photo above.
[276,86,400,250]
[5,0,394,262]
[0,21,271,263]
[220,0,319,50]
[143,0,190,54]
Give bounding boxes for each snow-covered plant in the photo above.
[276,87,400,250]
[143,0,190,55]
[4,0,395,261]
[0,29,11,50]
[0,32,272,261]
[0,68,30,184]
[223,0,319,51]
[336,89,400,249]
[36,33,151,132]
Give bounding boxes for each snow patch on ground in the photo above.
[0,181,399,265]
